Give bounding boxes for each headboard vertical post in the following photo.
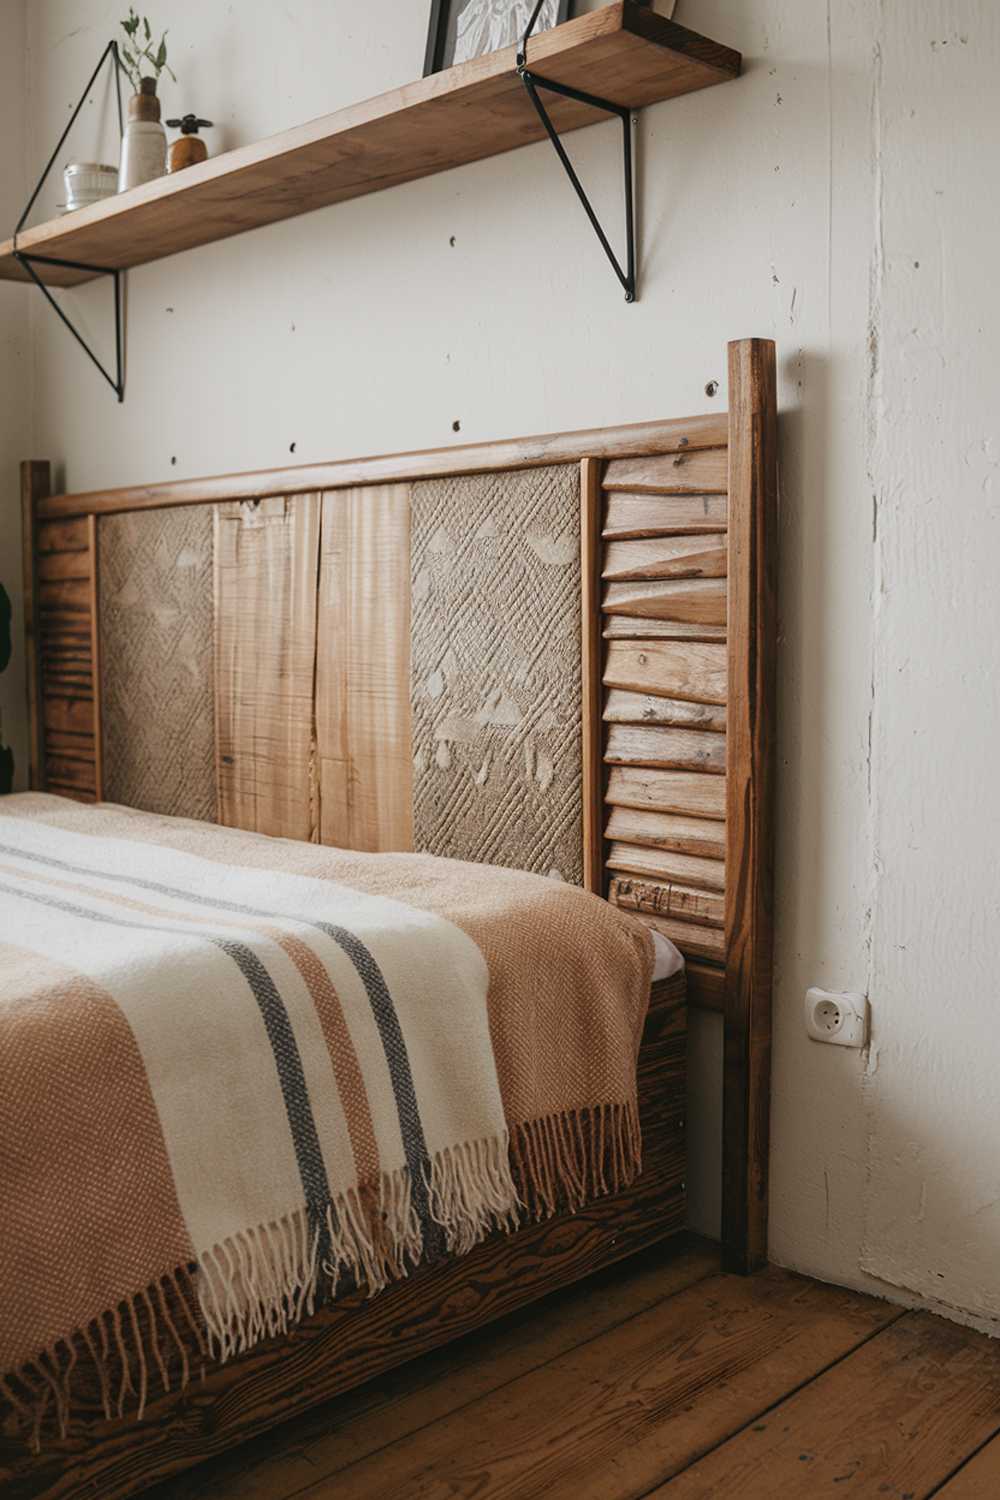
[580,457,605,894]
[722,338,778,1273]
[20,460,51,790]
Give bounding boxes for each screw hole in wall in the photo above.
[705,380,719,398]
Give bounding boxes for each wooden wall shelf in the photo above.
[0,4,739,289]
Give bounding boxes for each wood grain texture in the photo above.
[602,534,727,581]
[603,617,727,642]
[603,448,729,495]
[0,984,686,1500]
[661,1312,1000,1499]
[602,492,728,540]
[605,723,725,774]
[0,6,740,288]
[605,765,726,820]
[937,1434,1000,1496]
[38,417,730,521]
[640,911,726,963]
[25,474,102,804]
[604,640,727,705]
[145,1237,720,1500]
[316,486,413,853]
[606,842,725,891]
[609,875,724,928]
[581,460,606,894]
[605,806,726,859]
[602,577,727,625]
[722,338,778,1274]
[603,688,726,732]
[289,1270,896,1500]
[20,462,50,790]
[214,496,321,842]
[686,960,725,1012]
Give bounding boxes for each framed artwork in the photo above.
[424,0,574,77]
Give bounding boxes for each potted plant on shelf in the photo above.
[117,9,177,192]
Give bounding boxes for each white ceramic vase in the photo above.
[118,78,167,192]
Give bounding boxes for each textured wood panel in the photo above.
[640,911,726,963]
[605,766,727,820]
[603,617,727,642]
[29,489,101,803]
[99,506,216,822]
[0,984,686,1500]
[603,449,729,494]
[316,486,413,853]
[411,465,583,883]
[607,842,725,891]
[215,496,321,841]
[603,492,728,540]
[609,875,724,928]
[603,577,727,625]
[604,807,726,860]
[722,338,778,1274]
[604,640,727,705]
[581,459,606,894]
[603,688,726,732]
[605,723,725,774]
[603,534,727,581]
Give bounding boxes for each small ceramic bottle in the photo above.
[118,77,167,192]
[166,115,213,173]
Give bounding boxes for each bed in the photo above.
[2,337,777,1499]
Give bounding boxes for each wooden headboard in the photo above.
[20,337,777,1271]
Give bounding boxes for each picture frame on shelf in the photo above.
[423,0,574,77]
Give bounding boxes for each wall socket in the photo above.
[805,988,869,1048]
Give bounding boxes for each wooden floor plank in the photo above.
[660,1311,1000,1499]
[935,1430,1000,1496]
[290,1269,898,1500]
[152,1238,718,1500]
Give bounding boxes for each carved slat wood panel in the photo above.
[603,492,728,539]
[316,486,413,853]
[603,535,728,580]
[215,496,321,841]
[584,430,735,1006]
[603,449,729,494]
[26,463,102,802]
[603,688,726,732]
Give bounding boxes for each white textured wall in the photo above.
[10,1,1000,1326]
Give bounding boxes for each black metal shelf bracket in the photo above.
[12,40,126,402]
[516,2,636,302]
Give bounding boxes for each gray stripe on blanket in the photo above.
[0,879,336,1265]
[0,837,443,1261]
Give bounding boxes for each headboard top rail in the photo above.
[37,412,729,521]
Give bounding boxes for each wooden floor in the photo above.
[146,1234,1000,1500]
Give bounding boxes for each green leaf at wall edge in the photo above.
[0,742,13,796]
[0,582,11,674]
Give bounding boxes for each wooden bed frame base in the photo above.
[1,978,684,1500]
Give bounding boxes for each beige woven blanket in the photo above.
[0,794,653,1438]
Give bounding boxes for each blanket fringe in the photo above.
[2,1102,640,1448]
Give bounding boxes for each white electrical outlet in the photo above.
[805,988,869,1048]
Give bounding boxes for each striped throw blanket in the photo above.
[0,795,653,1438]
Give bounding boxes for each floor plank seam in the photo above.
[632,1304,912,1496]
[228,1255,725,1500]
[923,1417,1000,1498]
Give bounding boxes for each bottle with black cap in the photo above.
[165,114,214,173]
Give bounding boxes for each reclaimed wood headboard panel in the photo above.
[20,338,777,1270]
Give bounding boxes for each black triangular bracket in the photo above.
[516,8,636,304]
[12,40,126,402]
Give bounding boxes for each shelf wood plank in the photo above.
[0,5,739,288]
